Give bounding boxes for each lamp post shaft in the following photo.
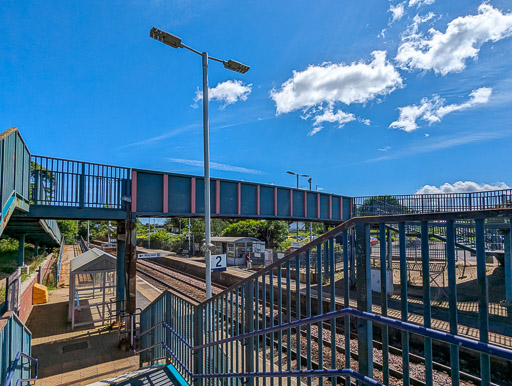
[202,51,212,299]
[309,180,313,241]
[296,175,299,239]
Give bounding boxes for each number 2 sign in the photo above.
[211,254,227,272]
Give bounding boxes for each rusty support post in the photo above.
[125,216,137,315]
[116,221,126,315]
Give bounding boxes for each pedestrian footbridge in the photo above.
[1,126,512,385]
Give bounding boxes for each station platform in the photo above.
[27,286,139,386]
[24,247,162,385]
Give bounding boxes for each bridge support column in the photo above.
[17,234,26,268]
[125,217,137,315]
[116,221,127,314]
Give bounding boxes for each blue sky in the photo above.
[1,0,512,197]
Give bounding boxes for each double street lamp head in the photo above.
[223,59,250,74]
[149,27,250,74]
[287,171,309,178]
[149,27,183,49]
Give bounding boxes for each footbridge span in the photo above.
[3,126,512,385]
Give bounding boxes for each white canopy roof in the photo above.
[70,248,117,273]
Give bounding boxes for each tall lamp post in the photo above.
[286,171,309,239]
[150,27,250,299]
[308,178,312,241]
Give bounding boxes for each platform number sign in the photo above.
[211,254,227,272]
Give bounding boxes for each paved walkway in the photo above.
[57,244,81,288]
[26,245,141,385]
[27,287,139,386]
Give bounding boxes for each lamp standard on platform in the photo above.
[150,27,250,299]
[308,177,313,241]
[286,171,309,239]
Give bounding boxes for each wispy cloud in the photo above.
[378,146,391,152]
[363,129,511,163]
[120,123,199,149]
[120,115,274,149]
[167,158,262,174]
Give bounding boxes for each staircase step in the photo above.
[88,363,188,385]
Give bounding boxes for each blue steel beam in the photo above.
[132,169,350,223]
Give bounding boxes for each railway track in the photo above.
[137,258,481,385]
[136,259,227,304]
[138,255,508,385]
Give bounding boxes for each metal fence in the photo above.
[353,190,512,216]
[56,240,65,285]
[2,270,21,315]
[138,208,512,385]
[0,311,34,385]
[0,128,30,212]
[31,155,130,209]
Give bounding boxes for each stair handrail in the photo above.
[3,351,38,386]
[138,305,512,383]
[56,239,65,284]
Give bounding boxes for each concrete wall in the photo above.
[18,254,55,323]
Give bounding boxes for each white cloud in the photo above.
[416,181,510,194]
[194,80,252,107]
[389,87,492,132]
[396,4,512,75]
[270,51,402,133]
[309,107,356,136]
[271,51,402,113]
[408,0,435,7]
[378,146,391,152]
[359,118,371,126]
[390,3,406,23]
[168,158,262,174]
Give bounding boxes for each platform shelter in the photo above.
[68,248,117,330]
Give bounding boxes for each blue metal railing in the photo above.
[3,351,38,386]
[31,155,130,209]
[139,305,512,384]
[56,239,65,285]
[0,312,34,386]
[138,207,512,385]
[78,236,88,253]
[0,128,30,213]
[353,190,512,216]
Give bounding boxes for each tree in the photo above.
[164,217,236,237]
[77,220,117,240]
[30,161,55,202]
[357,195,411,216]
[221,220,288,249]
[312,222,325,235]
[57,220,78,244]
[258,221,289,249]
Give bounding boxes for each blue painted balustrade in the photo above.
[138,207,512,386]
